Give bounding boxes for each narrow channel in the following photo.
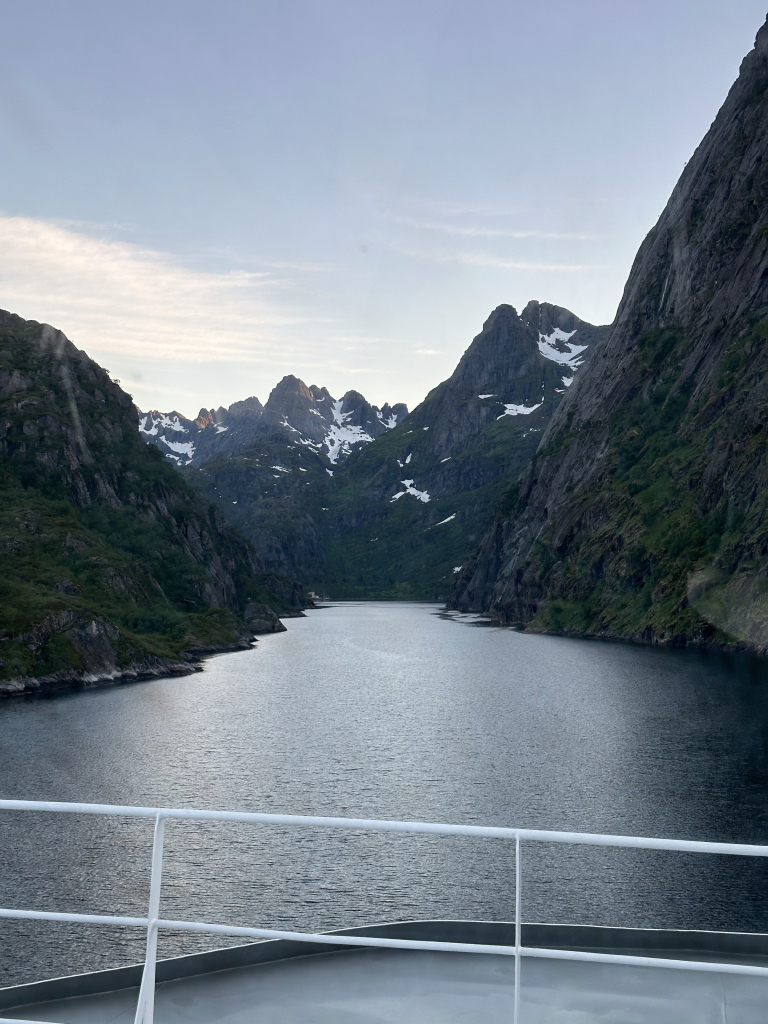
[1,603,767,986]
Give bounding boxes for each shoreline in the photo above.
[0,636,256,699]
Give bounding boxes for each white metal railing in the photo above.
[0,800,768,1024]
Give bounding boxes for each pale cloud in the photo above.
[0,214,327,364]
[391,242,595,273]
[392,217,600,241]
[416,348,441,355]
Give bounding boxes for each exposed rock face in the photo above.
[139,376,407,468]
[0,310,302,691]
[244,602,287,634]
[452,17,768,651]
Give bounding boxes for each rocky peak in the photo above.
[226,396,263,418]
[380,402,409,426]
[139,372,407,467]
[520,300,584,336]
[195,408,216,429]
[450,304,539,391]
[261,375,332,442]
[309,384,334,405]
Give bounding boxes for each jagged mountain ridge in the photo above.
[0,310,304,692]
[139,376,407,467]
[182,301,607,595]
[452,16,768,650]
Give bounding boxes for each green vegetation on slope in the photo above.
[315,409,546,600]
[524,320,768,645]
[0,311,293,685]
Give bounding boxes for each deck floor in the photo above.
[11,948,768,1024]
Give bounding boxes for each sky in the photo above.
[1,1,766,416]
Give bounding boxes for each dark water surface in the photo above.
[2,602,768,985]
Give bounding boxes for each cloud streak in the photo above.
[391,242,595,273]
[0,214,328,363]
[392,217,600,241]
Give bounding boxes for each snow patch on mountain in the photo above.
[390,479,430,503]
[160,438,196,464]
[537,327,588,369]
[497,401,543,419]
[139,413,188,437]
[376,409,398,429]
[324,399,375,464]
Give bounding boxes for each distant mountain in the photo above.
[452,16,768,652]
[180,301,607,594]
[0,311,305,694]
[139,377,407,467]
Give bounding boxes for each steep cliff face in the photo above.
[0,311,297,692]
[453,18,768,650]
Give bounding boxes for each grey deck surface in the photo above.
[10,948,768,1024]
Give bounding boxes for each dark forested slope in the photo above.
[453,17,768,652]
[0,312,296,692]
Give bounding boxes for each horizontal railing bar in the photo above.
[0,908,148,928]
[0,800,766,857]
[3,905,768,976]
[155,919,517,955]
[523,946,768,977]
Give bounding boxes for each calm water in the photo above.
[2,602,768,985]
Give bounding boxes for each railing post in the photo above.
[134,814,166,1024]
[514,834,521,1024]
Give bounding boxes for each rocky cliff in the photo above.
[452,17,768,651]
[0,311,301,694]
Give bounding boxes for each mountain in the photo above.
[139,377,407,467]
[185,430,335,581]
[0,310,303,694]
[182,302,606,595]
[138,397,264,467]
[313,302,606,598]
[452,16,768,651]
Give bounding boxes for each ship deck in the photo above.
[2,922,767,1024]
